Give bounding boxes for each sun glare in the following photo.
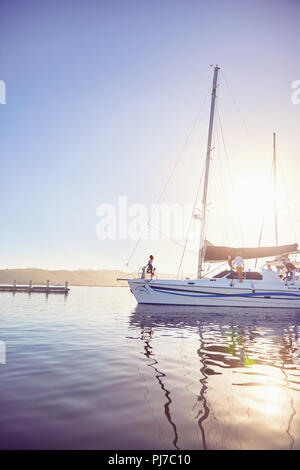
[221,171,288,244]
[256,384,285,418]
[232,173,276,216]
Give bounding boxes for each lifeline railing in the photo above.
[138,266,157,280]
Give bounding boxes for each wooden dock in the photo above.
[0,280,70,294]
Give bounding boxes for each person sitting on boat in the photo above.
[233,252,244,282]
[146,255,154,279]
[282,257,296,284]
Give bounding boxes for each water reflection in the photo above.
[1,288,300,449]
[140,326,179,449]
[196,327,209,450]
[130,305,300,449]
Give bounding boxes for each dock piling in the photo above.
[0,280,70,294]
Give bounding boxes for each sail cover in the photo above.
[204,242,298,262]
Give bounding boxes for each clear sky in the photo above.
[1,0,300,275]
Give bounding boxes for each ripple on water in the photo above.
[0,287,300,449]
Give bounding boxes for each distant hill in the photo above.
[0,269,178,287]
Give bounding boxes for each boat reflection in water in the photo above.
[130,304,300,450]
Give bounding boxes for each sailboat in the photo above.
[121,65,300,308]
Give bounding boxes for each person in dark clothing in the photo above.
[146,255,154,279]
[282,258,296,284]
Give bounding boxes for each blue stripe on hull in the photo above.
[151,287,300,299]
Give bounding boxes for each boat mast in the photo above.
[273,132,278,246]
[197,65,220,278]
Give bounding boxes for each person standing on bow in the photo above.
[146,255,154,279]
[233,252,244,282]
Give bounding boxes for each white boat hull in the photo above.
[128,278,300,309]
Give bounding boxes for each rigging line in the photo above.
[125,88,211,269]
[205,261,227,277]
[216,103,233,182]
[251,154,275,250]
[284,205,299,248]
[156,88,211,204]
[275,146,298,245]
[147,222,198,252]
[269,158,280,245]
[255,217,265,269]
[220,70,255,146]
[209,116,223,242]
[176,162,205,279]
[216,104,244,245]
[214,107,229,245]
[179,113,219,279]
[200,111,219,277]
[289,205,300,246]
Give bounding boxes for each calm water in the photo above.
[0,286,300,450]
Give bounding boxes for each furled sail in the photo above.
[204,242,298,262]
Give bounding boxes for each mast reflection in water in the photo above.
[130,304,300,450]
[0,287,300,450]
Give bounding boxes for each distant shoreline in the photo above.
[0,268,179,288]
